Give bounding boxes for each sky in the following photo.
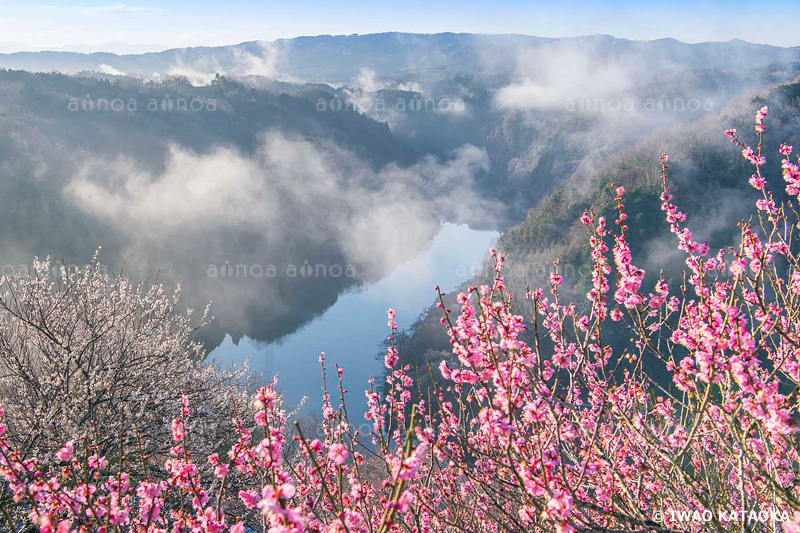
[0,0,796,54]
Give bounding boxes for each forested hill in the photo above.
[0,70,420,349]
[390,77,800,390]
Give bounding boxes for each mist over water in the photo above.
[210,223,498,417]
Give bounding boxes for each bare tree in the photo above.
[0,250,250,472]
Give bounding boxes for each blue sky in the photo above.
[0,0,795,53]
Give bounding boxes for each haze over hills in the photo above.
[393,77,800,387]
[1,33,800,84]
[0,32,798,359]
[0,69,498,350]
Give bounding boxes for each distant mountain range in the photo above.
[1,33,799,84]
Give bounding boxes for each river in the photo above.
[209,223,498,419]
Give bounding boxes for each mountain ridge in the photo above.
[3,32,798,58]
[2,33,799,85]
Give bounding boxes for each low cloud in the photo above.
[353,68,384,93]
[494,43,635,111]
[165,41,286,85]
[97,63,126,76]
[65,133,496,346]
[233,41,283,79]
